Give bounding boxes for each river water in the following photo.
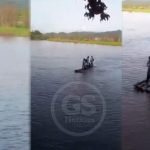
[0,37,30,150]
[0,13,149,150]
[123,12,150,150]
[31,41,122,150]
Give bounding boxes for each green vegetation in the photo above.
[31,31,48,40]
[0,27,29,36]
[123,5,150,13]
[47,38,121,46]
[31,30,122,46]
[0,3,29,36]
[123,0,150,13]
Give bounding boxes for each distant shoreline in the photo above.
[47,39,121,46]
[31,30,122,46]
[123,8,150,13]
[123,3,150,13]
[0,27,29,37]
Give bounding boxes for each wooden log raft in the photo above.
[134,80,150,93]
[74,66,94,73]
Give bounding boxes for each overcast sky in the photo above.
[31,0,122,33]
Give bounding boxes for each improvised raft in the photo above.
[134,80,150,93]
[74,65,94,73]
[74,56,94,73]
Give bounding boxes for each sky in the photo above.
[31,0,122,33]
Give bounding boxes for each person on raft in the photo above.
[82,58,87,70]
[87,56,90,66]
[90,56,94,67]
[82,56,94,69]
[146,56,150,84]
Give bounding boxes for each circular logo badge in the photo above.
[51,82,106,137]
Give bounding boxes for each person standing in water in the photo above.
[90,56,94,67]
[87,56,90,67]
[82,58,86,70]
[146,56,150,84]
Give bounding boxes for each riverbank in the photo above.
[0,27,29,36]
[123,8,150,13]
[47,38,121,46]
[31,30,122,46]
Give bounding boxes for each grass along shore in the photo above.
[123,4,150,13]
[0,27,29,36]
[123,8,150,13]
[48,38,121,46]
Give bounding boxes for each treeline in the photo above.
[31,30,122,42]
[31,31,49,40]
[0,4,29,27]
[123,0,150,11]
[123,0,150,5]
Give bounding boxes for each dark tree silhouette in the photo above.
[84,0,110,21]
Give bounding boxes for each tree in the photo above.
[84,0,110,21]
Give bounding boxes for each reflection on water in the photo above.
[123,12,150,150]
[32,42,121,150]
[0,37,30,150]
